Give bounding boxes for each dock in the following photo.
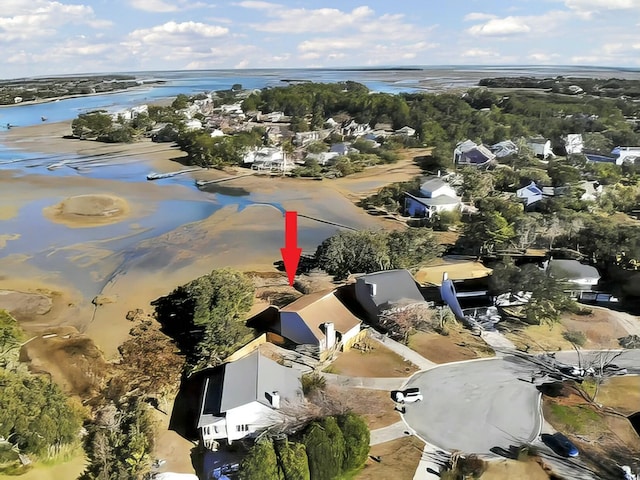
[146,168,200,180]
[195,172,254,187]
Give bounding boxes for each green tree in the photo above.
[302,418,345,480]
[459,211,516,255]
[171,94,190,110]
[71,111,114,139]
[315,230,391,278]
[240,440,283,480]
[386,228,444,270]
[275,441,310,480]
[152,268,254,368]
[337,413,370,472]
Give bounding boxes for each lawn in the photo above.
[357,437,424,480]
[325,385,400,430]
[408,327,494,364]
[593,376,640,415]
[480,458,549,480]
[545,403,603,435]
[324,343,418,377]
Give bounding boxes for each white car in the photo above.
[391,387,423,403]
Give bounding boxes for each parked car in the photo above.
[391,387,423,403]
[603,364,628,376]
[541,432,579,457]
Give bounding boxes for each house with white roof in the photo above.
[612,146,640,165]
[197,351,303,448]
[395,126,416,137]
[564,134,584,155]
[454,140,496,167]
[404,176,462,218]
[527,138,555,160]
[546,259,600,291]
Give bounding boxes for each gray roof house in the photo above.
[546,259,600,291]
[404,176,462,219]
[454,140,496,167]
[197,351,302,448]
[491,140,518,158]
[516,181,543,207]
[354,269,427,322]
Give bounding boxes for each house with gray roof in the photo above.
[546,259,600,291]
[404,176,462,219]
[516,181,543,207]
[197,351,302,448]
[354,269,427,322]
[454,140,496,167]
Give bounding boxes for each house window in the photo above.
[214,426,218,434]
[236,424,249,432]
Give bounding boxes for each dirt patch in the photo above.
[504,308,632,352]
[409,327,495,364]
[43,194,129,227]
[480,458,549,480]
[324,385,400,430]
[0,234,20,249]
[325,343,418,378]
[595,376,640,415]
[151,399,198,475]
[504,323,572,352]
[560,309,630,349]
[20,326,109,398]
[0,289,52,319]
[358,436,424,480]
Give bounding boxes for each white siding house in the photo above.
[564,134,584,155]
[527,138,555,159]
[516,182,543,207]
[197,351,302,448]
[404,176,461,218]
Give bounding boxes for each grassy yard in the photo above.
[593,376,640,415]
[357,437,424,480]
[480,458,549,480]
[409,327,494,364]
[324,343,418,377]
[325,385,400,430]
[545,403,604,435]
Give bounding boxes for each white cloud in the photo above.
[0,1,108,41]
[463,12,498,21]
[129,0,209,12]
[235,0,281,9]
[461,48,499,58]
[529,52,561,62]
[128,21,229,45]
[564,0,640,10]
[254,6,375,34]
[467,16,531,36]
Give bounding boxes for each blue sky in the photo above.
[2,0,640,78]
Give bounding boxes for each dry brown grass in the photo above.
[357,436,424,480]
[480,458,549,480]
[325,343,418,378]
[595,376,640,415]
[325,385,400,430]
[408,327,495,364]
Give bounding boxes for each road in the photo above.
[401,349,640,457]
[403,356,542,454]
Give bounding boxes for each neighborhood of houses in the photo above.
[193,255,605,452]
[110,90,640,180]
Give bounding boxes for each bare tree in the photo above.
[379,301,433,343]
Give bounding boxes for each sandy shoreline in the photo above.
[0,121,419,359]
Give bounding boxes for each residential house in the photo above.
[278,290,362,357]
[219,103,244,116]
[564,134,584,155]
[415,260,493,286]
[491,140,518,158]
[341,119,370,137]
[304,151,339,166]
[527,138,555,160]
[197,351,303,448]
[578,180,603,202]
[516,181,543,207]
[354,269,426,322]
[453,140,496,167]
[184,119,203,131]
[210,129,225,138]
[546,259,600,291]
[294,130,320,147]
[325,117,338,128]
[395,126,416,137]
[611,146,640,165]
[404,176,462,218]
[330,143,359,156]
[243,147,283,165]
[13,96,23,104]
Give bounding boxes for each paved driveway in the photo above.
[403,356,541,454]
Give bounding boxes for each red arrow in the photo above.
[280,211,302,286]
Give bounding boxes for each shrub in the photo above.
[301,372,326,396]
[240,440,282,480]
[275,441,310,480]
[337,413,370,472]
[562,330,587,347]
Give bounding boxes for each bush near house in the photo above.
[239,414,370,480]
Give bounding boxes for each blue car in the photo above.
[541,433,579,457]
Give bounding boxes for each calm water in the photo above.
[2,66,639,295]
